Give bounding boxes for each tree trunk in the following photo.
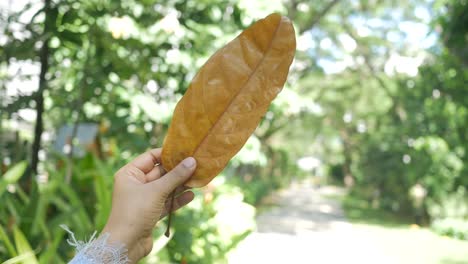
[340,129,354,187]
[31,0,52,177]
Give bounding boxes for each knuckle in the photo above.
[146,150,158,163]
[126,165,144,178]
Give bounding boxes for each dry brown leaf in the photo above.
[161,13,296,187]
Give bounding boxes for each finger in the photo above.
[119,164,147,183]
[152,157,196,195]
[159,191,195,220]
[129,148,162,174]
[145,164,166,182]
[173,186,190,197]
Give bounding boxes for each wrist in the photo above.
[63,225,130,264]
[102,222,133,250]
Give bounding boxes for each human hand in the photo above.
[101,148,196,262]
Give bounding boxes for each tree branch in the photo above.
[340,21,406,122]
[299,0,341,34]
[341,22,395,100]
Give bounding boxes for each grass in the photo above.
[337,193,468,264]
[341,194,414,227]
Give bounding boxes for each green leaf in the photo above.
[1,161,28,183]
[0,161,28,198]
[31,196,48,237]
[0,224,17,257]
[3,253,38,264]
[38,228,66,264]
[13,226,38,264]
[59,184,93,231]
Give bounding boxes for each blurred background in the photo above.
[1,0,467,263]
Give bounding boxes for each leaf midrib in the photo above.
[192,17,284,158]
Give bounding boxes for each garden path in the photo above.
[228,181,396,264]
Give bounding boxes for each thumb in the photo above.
[153,157,196,195]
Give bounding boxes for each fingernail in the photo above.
[182,157,196,168]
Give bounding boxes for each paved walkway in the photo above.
[228,181,396,264]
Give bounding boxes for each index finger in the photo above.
[129,148,162,174]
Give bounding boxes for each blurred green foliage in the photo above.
[0,0,467,262]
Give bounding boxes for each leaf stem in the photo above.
[164,190,176,237]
